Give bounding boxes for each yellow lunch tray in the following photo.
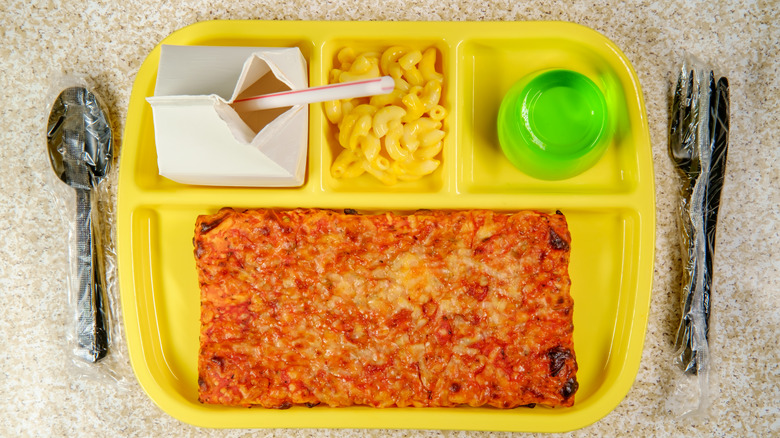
[117,20,655,432]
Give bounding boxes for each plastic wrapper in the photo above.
[44,73,132,386]
[666,56,730,419]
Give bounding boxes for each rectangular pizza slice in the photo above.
[195,208,577,408]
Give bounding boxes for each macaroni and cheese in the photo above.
[326,46,446,185]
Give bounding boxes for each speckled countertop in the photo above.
[1,1,778,437]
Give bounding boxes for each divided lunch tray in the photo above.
[117,20,655,432]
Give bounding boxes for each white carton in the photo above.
[147,45,308,187]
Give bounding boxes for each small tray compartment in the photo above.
[459,35,640,194]
[317,37,453,194]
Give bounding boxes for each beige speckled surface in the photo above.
[1,1,778,436]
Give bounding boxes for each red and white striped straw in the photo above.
[232,76,395,112]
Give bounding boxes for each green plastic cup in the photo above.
[497,69,609,180]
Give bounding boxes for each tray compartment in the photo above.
[317,37,453,193]
[458,37,640,194]
[133,33,318,192]
[129,203,639,414]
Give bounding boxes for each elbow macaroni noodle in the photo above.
[327,46,446,185]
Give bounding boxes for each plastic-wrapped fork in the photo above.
[668,57,729,377]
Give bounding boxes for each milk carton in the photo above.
[147,45,308,187]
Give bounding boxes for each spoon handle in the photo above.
[74,188,109,362]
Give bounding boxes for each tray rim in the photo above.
[117,19,656,432]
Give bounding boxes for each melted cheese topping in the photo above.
[195,209,577,408]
